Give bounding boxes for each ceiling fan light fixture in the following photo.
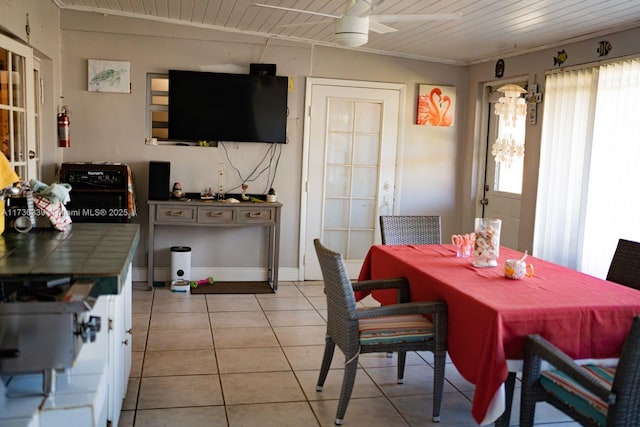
[334,15,369,47]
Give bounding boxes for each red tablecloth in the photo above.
[358,244,640,424]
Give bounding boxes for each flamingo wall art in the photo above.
[416,84,456,127]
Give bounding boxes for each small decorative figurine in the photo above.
[241,184,250,201]
[172,182,183,199]
[266,188,277,203]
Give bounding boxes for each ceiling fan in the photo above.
[254,0,462,48]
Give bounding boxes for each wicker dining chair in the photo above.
[313,239,448,425]
[520,316,640,427]
[606,239,640,290]
[379,215,442,245]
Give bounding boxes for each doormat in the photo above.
[190,281,274,295]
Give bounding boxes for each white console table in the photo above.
[147,200,282,291]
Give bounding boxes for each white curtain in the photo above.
[581,59,640,277]
[533,58,640,277]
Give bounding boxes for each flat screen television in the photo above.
[168,70,288,143]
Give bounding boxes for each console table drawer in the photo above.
[198,207,235,224]
[156,205,197,223]
[237,208,275,224]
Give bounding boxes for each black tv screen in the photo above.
[168,70,288,143]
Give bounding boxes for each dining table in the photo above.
[357,244,640,425]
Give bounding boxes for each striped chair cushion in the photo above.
[540,365,615,427]
[359,314,434,346]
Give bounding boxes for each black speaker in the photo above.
[250,63,276,76]
[148,161,170,200]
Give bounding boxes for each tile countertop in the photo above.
[0,223,140,294]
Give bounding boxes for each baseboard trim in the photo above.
[132,267,300,283]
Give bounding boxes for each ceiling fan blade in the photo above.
[373,13,463,23]
[253,3,341,19]
[275,19,334,29]
[369,20,397,34]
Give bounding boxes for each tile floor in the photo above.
[120,281,580,427]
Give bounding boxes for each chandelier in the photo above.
[492,84,527,166]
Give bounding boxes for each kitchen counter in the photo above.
[0,223,140,427]
[0,223,140,294]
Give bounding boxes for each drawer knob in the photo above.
[169,211,183,216]
[249,212,263,218]
[208,211,223,217]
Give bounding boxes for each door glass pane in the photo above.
[324,230,348,256]
[328,99,353,132]
[495,156,524,193]
[353,134,379,165]
[1,48,9,158]
[348,230,374,259]
[11,53,25,108]
[355,102,381,133]
[324,198,349,228]
[0,108,7,158]
[12,111,25,161]
[350,198,375,228]
[327,133,352,164]
[493,93,526,194]
[352,167,376,197]
[325,165,351,197]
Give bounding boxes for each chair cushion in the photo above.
[540,364,615,427]
[359,314,434,345]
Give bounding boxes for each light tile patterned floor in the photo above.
[120,281,580,427]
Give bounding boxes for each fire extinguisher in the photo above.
[58,105,70,148]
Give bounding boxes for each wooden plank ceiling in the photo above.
[55,0,640,64]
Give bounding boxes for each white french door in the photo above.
[301,78,404,280]
[478,81,527,250]
[0,32,36,180]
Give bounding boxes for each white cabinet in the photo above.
[107,265,133,427]
[73,264,132,427]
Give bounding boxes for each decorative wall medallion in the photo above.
[597,41,612,57]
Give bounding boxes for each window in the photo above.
[533,57,640,278]
[146,73,169,143]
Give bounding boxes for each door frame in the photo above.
[299,77,406,281]
[474,76,529,223]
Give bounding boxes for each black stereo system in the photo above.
[60,163,130,223]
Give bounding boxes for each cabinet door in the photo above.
[108,290,125,427]
[108,266,132,427]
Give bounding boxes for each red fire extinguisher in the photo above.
[58,105,70,148]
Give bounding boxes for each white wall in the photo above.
[58,10,468,275]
